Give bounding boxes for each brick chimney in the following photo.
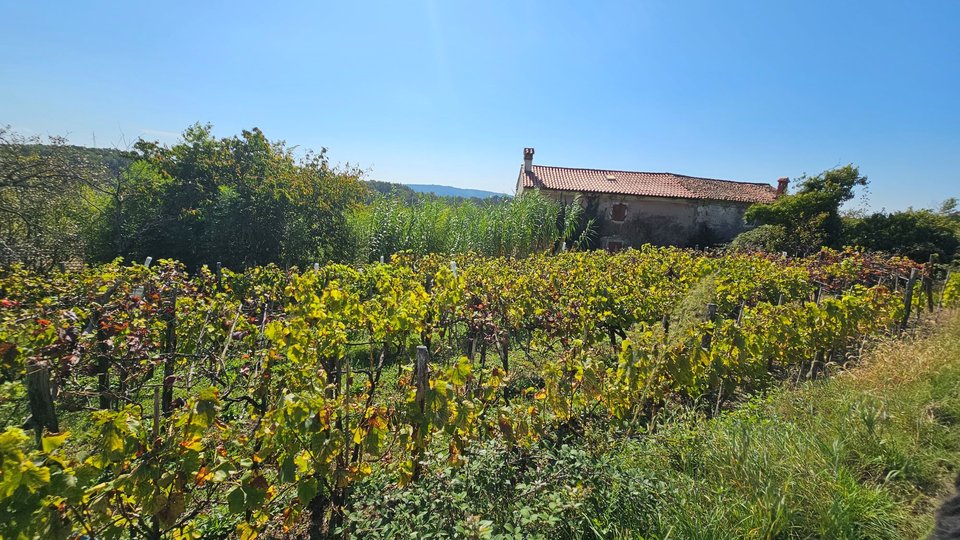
[523,148,535,173]
[776,177,789,197]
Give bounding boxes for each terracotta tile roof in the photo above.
[519,165,778,204]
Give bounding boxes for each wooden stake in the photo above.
[412,345,429,480]
[901,268,918,330]
[25,362,59,448]
[162,287,178,416]
[925,254,938,313]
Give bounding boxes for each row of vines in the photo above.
[0,247,944,538]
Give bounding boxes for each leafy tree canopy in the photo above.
[94,123,367,269]
[843,206,959,263]
[0,126,111,270]
[742,165,868,255]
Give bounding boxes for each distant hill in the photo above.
[405,184,508,199]
[363,180,420,203]
[21,144,134,176]
[19,144,509,203]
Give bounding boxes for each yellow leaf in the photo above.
[42,432,69,453]
[179,437,203,452]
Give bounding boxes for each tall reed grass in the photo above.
[347,190,592,261]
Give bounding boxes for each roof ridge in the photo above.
[670,172,775,187]
[531,164,673,176]
[529,164,774,187]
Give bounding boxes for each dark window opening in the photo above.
[606,240,624,253]
[611,203,627,222]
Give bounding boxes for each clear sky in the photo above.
[2,1,958,210]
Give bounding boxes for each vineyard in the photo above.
[0,247,951,538]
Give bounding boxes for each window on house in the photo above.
[611,203,627,222]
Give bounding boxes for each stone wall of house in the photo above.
[542,190,754,249]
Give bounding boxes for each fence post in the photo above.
[925,254,938,313]
[25,362,59,448]
[161,287,178,416]
[412,345,429,480]
[901,268,918,330]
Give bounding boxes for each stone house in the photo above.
[515,148,788,250]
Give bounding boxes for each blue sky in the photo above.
[2,1,958,210]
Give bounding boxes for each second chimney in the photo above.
[776,177,789,196]
[523,148,535,173]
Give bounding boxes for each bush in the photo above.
[844,209,959,263]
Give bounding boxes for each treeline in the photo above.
[0,124,583,271]
[733,164,960,262]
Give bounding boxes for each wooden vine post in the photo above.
[412,345,429,481]
[901,268,918,330]
[161,286,178,416]
[25,361,59,447]
[925,254,938,313]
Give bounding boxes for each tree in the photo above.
[738,165,867,255]
[843,206,960,263]
[93,124,367,269]
[0,126,111,270]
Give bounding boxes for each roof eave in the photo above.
[526,185,774,205]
